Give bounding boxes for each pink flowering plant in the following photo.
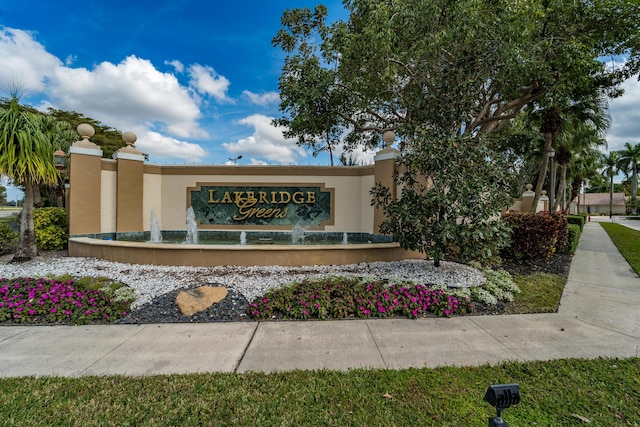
[0,277,134,325]
[247,276,472,320]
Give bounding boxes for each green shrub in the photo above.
[566,224,581,254]
[567,215,586,231]
[0,223,18,255]
[554,214,569,253]
[501,212,568,260]
[33,207,68,250]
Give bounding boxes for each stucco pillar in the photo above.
[112,132,145,234]
[373,131,400,234]
[539,190,549,212]
[68,124,103,236]
[520,184,535,213]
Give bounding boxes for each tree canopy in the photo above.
[274,0,640,149]
[46,108,126,158]
[274,0,640,265]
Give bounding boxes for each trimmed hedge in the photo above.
[567,215,586,231]
[566,224,581,254]
[501,212,568,260]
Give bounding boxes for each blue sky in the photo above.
[1,1,639,202]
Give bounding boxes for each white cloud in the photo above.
[188,64,231,102]
[64,55,77,67]
[133,129,209,163]
[222,114,307,164]
[0,27,61,94]
[242,90,280,106]
[48,56,207,139]
[334,144,376,165]
[248,158,268,165]
[607,78,640,152]
[164,59,184,73]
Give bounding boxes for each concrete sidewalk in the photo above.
[1,220,639,377]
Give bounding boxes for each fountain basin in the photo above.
[68,237,423,267]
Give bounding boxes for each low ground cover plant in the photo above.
[0,276,135,325]
[247,267,519,321]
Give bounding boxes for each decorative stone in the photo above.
[382,130,395,147]
[122,131,137,145]
[72,123,100,150]
[176,286,228,316]
[77,123,95,139]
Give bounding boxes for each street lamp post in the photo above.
[53,149,67,208]
[229,155,243,165]
[548,147,555,213]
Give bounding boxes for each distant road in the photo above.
[0,209,19,218]
[613,216,640,231]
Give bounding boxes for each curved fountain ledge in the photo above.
[68,237,424,267]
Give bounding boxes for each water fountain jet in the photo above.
[184,207,199,244]
[149,209,162,243]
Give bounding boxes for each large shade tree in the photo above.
[0,96,61,260]
[275,0,639,146]
[274,0,640,265]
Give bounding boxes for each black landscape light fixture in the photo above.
[483,383,520,427]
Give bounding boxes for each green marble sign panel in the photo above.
[188,184,333,228]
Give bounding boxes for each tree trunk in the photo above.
[557,163,567,212]
[632,167,637,215]
[530,132,553,212]
[550,160,558,212]
[609,174,614,218]
[558,163,570,213]
[33,183,42,208]
[12,178,38,261]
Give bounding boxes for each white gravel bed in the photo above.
[0,256,486,308]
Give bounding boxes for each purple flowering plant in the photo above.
[247,276,472,320]
[0,277,133,325]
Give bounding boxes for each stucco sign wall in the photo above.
[188,183,334,228]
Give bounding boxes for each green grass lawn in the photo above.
[507,273,565,314]
[0,358,638,426]
[601,222,640,275]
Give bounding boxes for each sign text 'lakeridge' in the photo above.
[189,185,332,227]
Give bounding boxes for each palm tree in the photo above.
[555,120,608,212]
[616,142,640,214]
[35,115,76,207]
[567,147,603,214]
[531,107,563,211]
[602,152,619,218]
[0,96,60,261]
[530,95,610,211]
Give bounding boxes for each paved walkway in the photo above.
[1,219,639,377]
